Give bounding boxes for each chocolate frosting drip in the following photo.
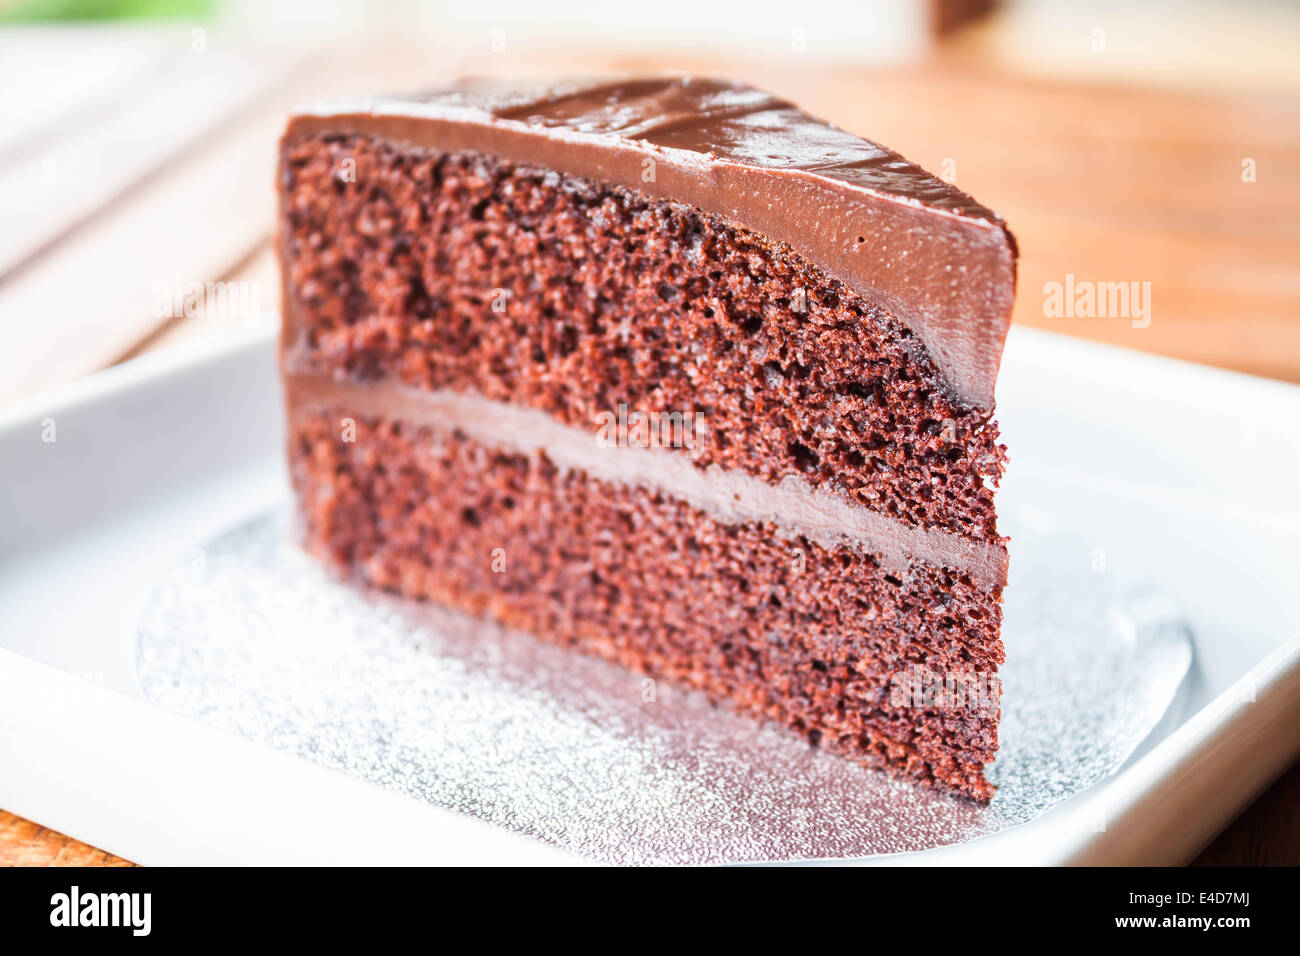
[285,75,1018,410]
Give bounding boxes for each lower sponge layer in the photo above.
[290,408,1003,801]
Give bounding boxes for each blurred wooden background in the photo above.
[1,1,1298,864]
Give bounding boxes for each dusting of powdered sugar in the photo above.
[136,506,1192,864]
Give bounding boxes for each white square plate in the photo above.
[1,320,1297,865]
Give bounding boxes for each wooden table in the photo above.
[2,21,1297,866]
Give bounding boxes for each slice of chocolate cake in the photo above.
[278,76,1017,801]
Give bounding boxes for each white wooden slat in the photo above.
[0,33,482,403]
[0,85,292,403]
[0,26,179,158]
[125,242,278,357]
[0,44,299,281]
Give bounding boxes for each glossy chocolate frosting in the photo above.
[285,75,1017,410]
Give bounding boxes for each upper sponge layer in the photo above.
[285,75,1017,410]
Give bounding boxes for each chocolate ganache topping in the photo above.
[285,75,1018,410]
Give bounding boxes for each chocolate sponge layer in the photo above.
[290,408,1003,801]
[280,134,1006,542]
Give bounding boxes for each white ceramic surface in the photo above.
[0,320,1297,865]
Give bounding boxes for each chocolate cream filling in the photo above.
[286,372,1008,587]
